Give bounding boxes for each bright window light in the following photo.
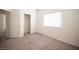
[43,12,63,27]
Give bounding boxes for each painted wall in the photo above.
[37,9,79,47]
[9,9,20,38]
[3,9,37,38]
[19,9,37,37]
[3,9,12,12]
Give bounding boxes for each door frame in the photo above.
[24,14,31,35]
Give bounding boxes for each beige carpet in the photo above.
[0,33,79,50]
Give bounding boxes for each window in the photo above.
[43,12,63,27]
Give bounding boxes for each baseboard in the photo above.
[6,36,22,39]
[36,32,79,48]
[24,32,30,35]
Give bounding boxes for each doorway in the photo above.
[0,9,10,40]
[24,14,30,35]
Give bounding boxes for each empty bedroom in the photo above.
[0,9,79,50]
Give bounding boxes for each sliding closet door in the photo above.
[0,14,6,40]
[3,14,6,39]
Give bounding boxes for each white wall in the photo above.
[9,9,20,38]
[3,9,37,38]
[3,9,12,12]
[19,9,37,37]
[37,9,79,47]
[6,9,37,37]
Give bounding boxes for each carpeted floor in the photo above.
[0,33,79,50]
